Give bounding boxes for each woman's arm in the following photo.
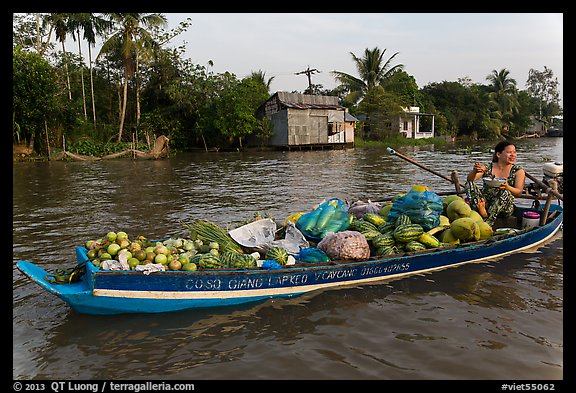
[502,168,525,197]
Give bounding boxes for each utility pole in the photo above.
[295,66,320,94]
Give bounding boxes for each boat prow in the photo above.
[16,261,92,303]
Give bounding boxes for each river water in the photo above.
[13,138,563,381]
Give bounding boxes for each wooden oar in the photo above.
[386,147,465,187]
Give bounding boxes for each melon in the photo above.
[447,199,472,222]
[468,210,484,223]
[450,217,480,242]
[438,228,460,245]
[477,221,494,240]
[443,195,464,213]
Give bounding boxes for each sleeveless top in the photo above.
[484,162,522,201]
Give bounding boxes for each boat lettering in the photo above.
[186,278,222,290]
[314,268,357,281]
[267,273,308,286]
[228,277,264,290]
[360,262,410,276]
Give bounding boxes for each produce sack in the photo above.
[348,200,382,219]
[386,189,443,231]
[317,231,370,261]
[296,198,351,241]
[297,247,331,263]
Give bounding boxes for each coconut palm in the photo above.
[98,13,167,142]
[247,69,275,93]
[45,13,73,100]
[486,68,520,131]
[332,47,404,106]
[69,13,112,127]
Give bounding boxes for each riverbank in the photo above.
[14,136,454,162]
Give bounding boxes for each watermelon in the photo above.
[265,247,289,266]
[393,224,424,242]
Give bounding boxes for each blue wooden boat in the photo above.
[16,204,563,315]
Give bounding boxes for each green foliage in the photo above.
[67,139,149,156]
[12,15,562,155]
[12,46,59,145]
[355,135,447,148]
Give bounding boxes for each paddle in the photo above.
[386,147,465,187]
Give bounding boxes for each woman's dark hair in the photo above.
[492,140,515,162]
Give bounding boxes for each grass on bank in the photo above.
[354,135,449,148]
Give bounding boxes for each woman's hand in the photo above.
[467,162,487,182]
[473,162,487,174]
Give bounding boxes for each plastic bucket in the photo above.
[522,211,540,229]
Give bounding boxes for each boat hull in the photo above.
[17,205,563,315]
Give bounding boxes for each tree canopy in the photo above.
[13,13,562,156]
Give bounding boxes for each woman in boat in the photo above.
[465,140,526,226]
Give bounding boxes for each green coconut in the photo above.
[447,199,472,222]
[477,221,494,240]
[450,217,480,242]
[443,195,464,213]
[467,210,484,223]
[438,228,460,245]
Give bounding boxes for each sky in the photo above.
[159,13,563,104]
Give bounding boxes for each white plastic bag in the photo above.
[228,219,309,254]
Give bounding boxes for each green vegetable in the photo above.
[182,219,243,254]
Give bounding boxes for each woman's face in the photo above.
[498,145,517,164]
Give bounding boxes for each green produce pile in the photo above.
[348,189,495,258]
[82,224,261,272]
[79,187,498,273]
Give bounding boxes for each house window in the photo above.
[403,121,409,131]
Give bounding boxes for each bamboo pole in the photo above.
[539,180,558,225]
[387,147,464,187]
[44,120,51,160]
[451,171,463,194]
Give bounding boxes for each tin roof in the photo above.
[274,91,345,110]
[280,101,344,110]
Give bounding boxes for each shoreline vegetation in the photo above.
[13,135,479,162]
[14,13,561,166]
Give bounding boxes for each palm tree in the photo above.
[46,13,73,100]
[332,47,404,106]
[486,68,520,133]
[98,13,167,142]
[69,13,112,127]
[247,69,275,93]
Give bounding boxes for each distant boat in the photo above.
[546,127,563,137]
